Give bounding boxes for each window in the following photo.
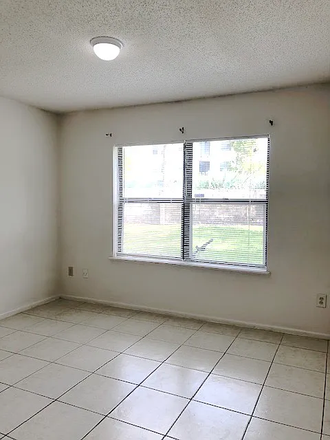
[199,141,210,156]
[199,160,210,175]
[219,160,232,171]
[220,142,231,151]
[114,136,270,269]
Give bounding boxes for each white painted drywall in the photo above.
[60,85,330,335]
[0,97,59,316]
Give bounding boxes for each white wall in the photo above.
[0,97,59,316]
[60,85,330,336]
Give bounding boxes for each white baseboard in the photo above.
[60,294,330,340]
[0,295,59,321]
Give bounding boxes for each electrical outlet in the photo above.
[82,268,89,279]
[68,266,74,277]
[316,294,327,308]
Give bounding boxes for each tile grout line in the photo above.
[80,328,327,439]
[7,309,328,349]
[1,305,166,437]
[23,311,134,334]
[3,324,327,369]
[1,326,326,430]
[1,309,176,399]
[142,377,327,401]
[320,339,329,440]
[0,305,246,439]
[80,321,205,439]
[17,301,138,330]
[0,304,146,365]
[160,327,244,439]
[244,415,324,435]
[7,313,168,392]
[4,346,125,438]
[1,310,327,353]
[240,333,284,439]
[0,303,113,355]
[0,301,328,439]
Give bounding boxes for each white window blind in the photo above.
[115,136,270,268]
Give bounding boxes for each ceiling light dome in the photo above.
[90,36,123,61]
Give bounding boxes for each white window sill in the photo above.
[108,255,270,275]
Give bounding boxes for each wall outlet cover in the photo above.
[316,294,327,308]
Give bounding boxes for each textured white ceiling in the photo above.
[1,0,330,112]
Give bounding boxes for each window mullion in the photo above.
[182,142,193,260]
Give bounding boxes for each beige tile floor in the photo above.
[0,299,328,439]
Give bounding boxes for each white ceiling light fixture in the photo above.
[90,36,123,61]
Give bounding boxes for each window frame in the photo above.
[113,135,270,270]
